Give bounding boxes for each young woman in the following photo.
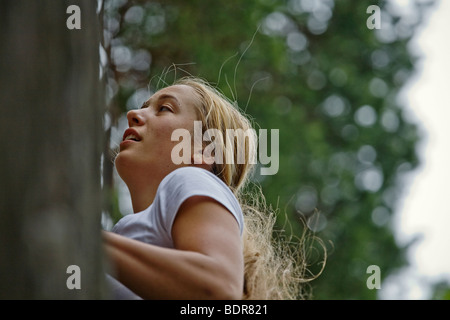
[103,77,314,300]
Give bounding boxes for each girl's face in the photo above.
[115,84,200,184]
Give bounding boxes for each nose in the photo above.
[127,109,144,127]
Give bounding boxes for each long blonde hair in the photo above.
[173,77,323,299]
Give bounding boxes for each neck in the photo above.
[129,188,156,213]
[125,175,161,213]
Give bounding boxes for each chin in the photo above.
[114,151,132,180]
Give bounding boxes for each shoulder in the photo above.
[158,166,233,200]
[160,166,222,188]
[156,166,244,235]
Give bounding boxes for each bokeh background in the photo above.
[99,0,450,299]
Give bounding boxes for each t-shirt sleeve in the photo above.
[152,167,244,243]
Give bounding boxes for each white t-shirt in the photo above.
[107,166,244,299]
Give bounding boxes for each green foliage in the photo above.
[431,280,450,300]
[102,0,433,299]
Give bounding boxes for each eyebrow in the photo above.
[141,94,181,109]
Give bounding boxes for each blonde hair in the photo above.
[172,77,323,299]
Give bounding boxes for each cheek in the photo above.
[151,125,177,151]
[150,124,187,156]
[147,118,197,159]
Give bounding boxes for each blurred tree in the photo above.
[102,0,432,299]
[0,0,106,298]
[430,280,450,300]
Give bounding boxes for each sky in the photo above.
[380,0,450,299]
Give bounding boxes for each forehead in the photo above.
[149,84,198,107]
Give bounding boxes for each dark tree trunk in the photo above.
[0,0,106,298]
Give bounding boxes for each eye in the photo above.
[159,105,173,112]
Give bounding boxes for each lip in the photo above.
[122,128,142,142]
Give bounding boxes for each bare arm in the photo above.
[103,196,244,299]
